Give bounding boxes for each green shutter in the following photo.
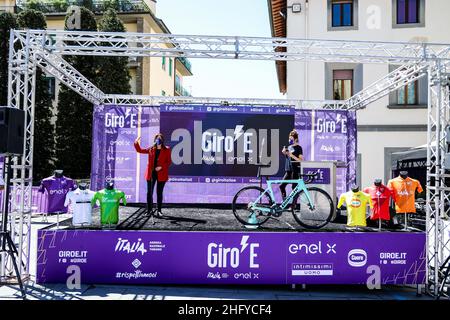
[169,58,172,76]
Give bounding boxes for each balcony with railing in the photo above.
[17,0,151,14]
[176,57,192,76]
[175,75,191,97]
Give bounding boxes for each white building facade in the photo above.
[268,0,450,188]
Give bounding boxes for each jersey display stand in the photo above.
[38,173,76,227]
[337,189,373,228]
[91,187,127,228]
[363,181,394,231]
[64,186,95,227]
[387,173,424,232]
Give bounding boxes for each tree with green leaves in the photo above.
[97,8,131,94]
[0,12,17,106]
[54,6,98,179]
[17,9,56,183]
[79,0,94,12]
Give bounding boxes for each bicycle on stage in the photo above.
[232,172,334,229]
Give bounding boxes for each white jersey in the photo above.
[64,188,95,226]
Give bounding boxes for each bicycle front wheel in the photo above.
[232,186,274,227]
[291,187,334,229]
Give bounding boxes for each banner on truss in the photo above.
[91,105,357,203]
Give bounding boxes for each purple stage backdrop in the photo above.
[91,105,357,203]
[37,230,425,285]
[296,110,357,196]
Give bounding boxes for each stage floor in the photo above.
[49,205,421,233]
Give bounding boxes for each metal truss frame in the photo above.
[101,94,348,110]
[3,29,450,297]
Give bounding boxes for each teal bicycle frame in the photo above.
[250,179,314,213]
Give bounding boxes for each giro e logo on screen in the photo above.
[160,105,294,177]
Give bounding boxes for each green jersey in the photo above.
[91,189,127,225]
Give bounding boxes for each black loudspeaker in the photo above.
[0,107,25,155]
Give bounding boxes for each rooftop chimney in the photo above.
[143,0,156,14]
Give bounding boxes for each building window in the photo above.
[332,1,353,27]
[392,0,425,28]
[388,64,427,108]
[169,58,173,77]
[328,0,358,30]
[162,56,166,70]
[397,0,419,24]
[397,82,418,105]
[333,70,353,100]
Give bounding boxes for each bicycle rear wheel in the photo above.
[291,187,334,229]
[232,186,274,227]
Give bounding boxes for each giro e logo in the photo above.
[105,111,137,128]
[348,249,368,267]
[170,121,280,175]
[202,125,251,153]
[66,6,81,30]
[316,115,347,134]
[207,235,259,269]
[115,238,148,256]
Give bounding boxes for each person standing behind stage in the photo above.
[280,129,303,201]
[134,133,172,217]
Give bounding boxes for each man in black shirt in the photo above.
[280,129,303,201]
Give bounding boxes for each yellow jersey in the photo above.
[338,191,373,227]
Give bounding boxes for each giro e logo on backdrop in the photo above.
[316,116,347,134]
[104,110,138,129]
[207,236,259,269]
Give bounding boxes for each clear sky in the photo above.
[157,0,285,99]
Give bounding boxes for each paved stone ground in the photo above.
[0,209,428,300]
[0,282,430,300]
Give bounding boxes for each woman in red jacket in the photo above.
[134,133,172,217]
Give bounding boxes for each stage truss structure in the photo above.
[2,29,450,297]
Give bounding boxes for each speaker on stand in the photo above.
[0,106,27,299]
